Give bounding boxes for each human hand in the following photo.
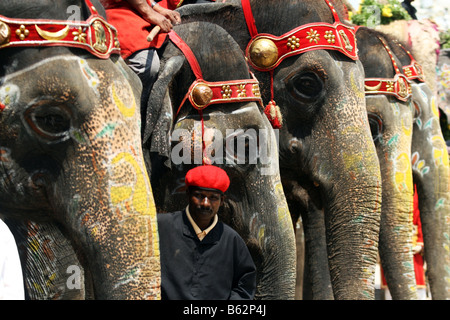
[150,13,173,32]
[126,0,174,33]
[153,6,181,25]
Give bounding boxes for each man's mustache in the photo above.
[196,207,213,214]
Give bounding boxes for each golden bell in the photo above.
[191,83,213,108]
[0,21,11,46]
[248,38,278,69]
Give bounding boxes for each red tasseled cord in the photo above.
[263,70,282,129]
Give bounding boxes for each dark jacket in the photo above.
[157,210,256,300]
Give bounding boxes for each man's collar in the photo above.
[185,205,218,241]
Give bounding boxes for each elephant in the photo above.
[294,25,450,300]
[143,21,296,300]
[388,36,450,300]
[355,27,418,300]
[170,0,383,299]
[356,27,450,300]
[0,0,160,299]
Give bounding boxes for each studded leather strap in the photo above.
[167,30,263,114]
[242,0,358,72]
[167,29,263,165]
[364,36,412,102]
[394,40,425,82]
[0,0,120,59]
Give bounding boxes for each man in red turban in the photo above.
[157,165,256,300]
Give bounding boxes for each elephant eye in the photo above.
[24,100,72,142]
[286,72,324,102]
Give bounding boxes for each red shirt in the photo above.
[412,186,425,287]
[100,0,184,58]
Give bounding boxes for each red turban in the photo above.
[185,165,230,193]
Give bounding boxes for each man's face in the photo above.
[188,188,224,226]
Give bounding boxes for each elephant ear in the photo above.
[142,55,185,172]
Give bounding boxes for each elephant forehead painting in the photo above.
[0,0,160,300]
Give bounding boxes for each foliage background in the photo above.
[350,0,411,26]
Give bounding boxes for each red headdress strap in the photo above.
[394,40,425,82]
[241,0,358,128]
[364,37,412,102]
[0,0,120,59]
[167,30,263,165]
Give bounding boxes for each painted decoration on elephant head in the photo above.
[0,55,160,299]
[0,83,20,110]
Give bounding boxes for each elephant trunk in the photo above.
[298,109,382,299]
[377,128,417,300]
[55,147,160,299]
[224,148,297,299]
[54,72,160,299]
[411,83,450,299]
[367,97,418,299]
[318,68,381,299]
[418,183,450,299]
[301,204,333,300]
[377,183,416,299]
[324,177,381,299]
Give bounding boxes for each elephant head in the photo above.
[177,0,382,299]
[0,0,160,299]
[143,21,296,299]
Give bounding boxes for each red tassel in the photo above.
[264,100,282,129]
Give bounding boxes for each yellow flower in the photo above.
[382,5,393,18]
[348,11,353,20]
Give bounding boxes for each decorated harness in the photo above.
[169,30,262,114]
[168,30,263,165]
[241,0,359,128]
[0,0,120,59]
[363,35,412,102]
[0,0,120,112]
[394,40,425,83]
